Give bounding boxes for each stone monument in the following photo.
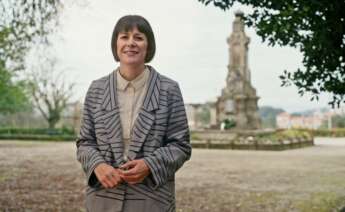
[216,10,261,129]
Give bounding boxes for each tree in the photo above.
[198,0,345,107]
[332,115,345,128]
[0,0,62,70]
[197,105,211,126]
[0,60,30,114]
[27,55,75,129]
[0,0,62,114]
[259,106,285,128]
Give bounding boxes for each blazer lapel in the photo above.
[127,66,160,160]
[100,70,125,166]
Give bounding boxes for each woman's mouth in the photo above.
[124,50,138,56]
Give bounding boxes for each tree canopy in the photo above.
[0,60,29,114]
[259,106,285,128]
[1,0,62,70]
[198,0,345,107]
[0,0,62,114]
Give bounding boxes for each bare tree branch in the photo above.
[27,50,76,128]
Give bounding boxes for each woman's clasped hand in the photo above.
[94,159,150,188]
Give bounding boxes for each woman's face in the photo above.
[116,27,148,66]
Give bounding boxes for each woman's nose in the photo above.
[126,37,136,47]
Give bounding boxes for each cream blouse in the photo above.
[116,67,149,160]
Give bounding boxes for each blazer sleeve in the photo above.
[143,82,192,189]
[76,82,106,187]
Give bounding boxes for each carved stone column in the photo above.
[216,10,261,129]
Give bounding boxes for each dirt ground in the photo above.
[1,138,345,212]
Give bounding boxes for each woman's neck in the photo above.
[119,64,146,81]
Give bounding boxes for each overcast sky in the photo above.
[48,0,333,113]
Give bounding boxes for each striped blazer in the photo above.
[76,66,192,212]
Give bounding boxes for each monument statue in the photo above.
[216,10,261,129]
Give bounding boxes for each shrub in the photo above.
[0,134,76,141]
[0,127,76,141]
[0,127,75,135]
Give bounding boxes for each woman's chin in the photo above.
[121,59,145,66]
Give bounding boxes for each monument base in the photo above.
[191,129,314,151]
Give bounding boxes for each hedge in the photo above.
[293,128,345,137]
[0,127,76,141]
[0,128,75,135]
[0,134,76,141]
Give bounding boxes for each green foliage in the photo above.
[320,115,345,129]
[198,0,345,107]
[331,115,345,128]
[0,127,75,136]
[198,106,211,125]
[0,0,62,70]
[190,132,201,141]
[0,61,30,114]
[256,129,312,142]
[191,129,313,150]
[0,127,76,141]
[223,118,236,129]
[0,0,62,114]
[259,106,285,128]
[0,134,75,141]
[311,128,345,137]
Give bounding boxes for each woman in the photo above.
[76,15,192,212]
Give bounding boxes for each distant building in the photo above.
[185,104,203,130]
[276,112,324,129]
[185,103,217,130]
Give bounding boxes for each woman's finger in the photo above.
[100,181,108,188]
[110,170,122,185]
[121,167,138,176]
[101,176,113,188]
[122,174,139,181]
[120,160,137,170]
[122,174,146,184]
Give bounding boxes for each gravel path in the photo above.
[1,138,345,211]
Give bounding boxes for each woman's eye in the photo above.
[135,37,144,41]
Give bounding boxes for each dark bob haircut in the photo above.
[111,15,156,63]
